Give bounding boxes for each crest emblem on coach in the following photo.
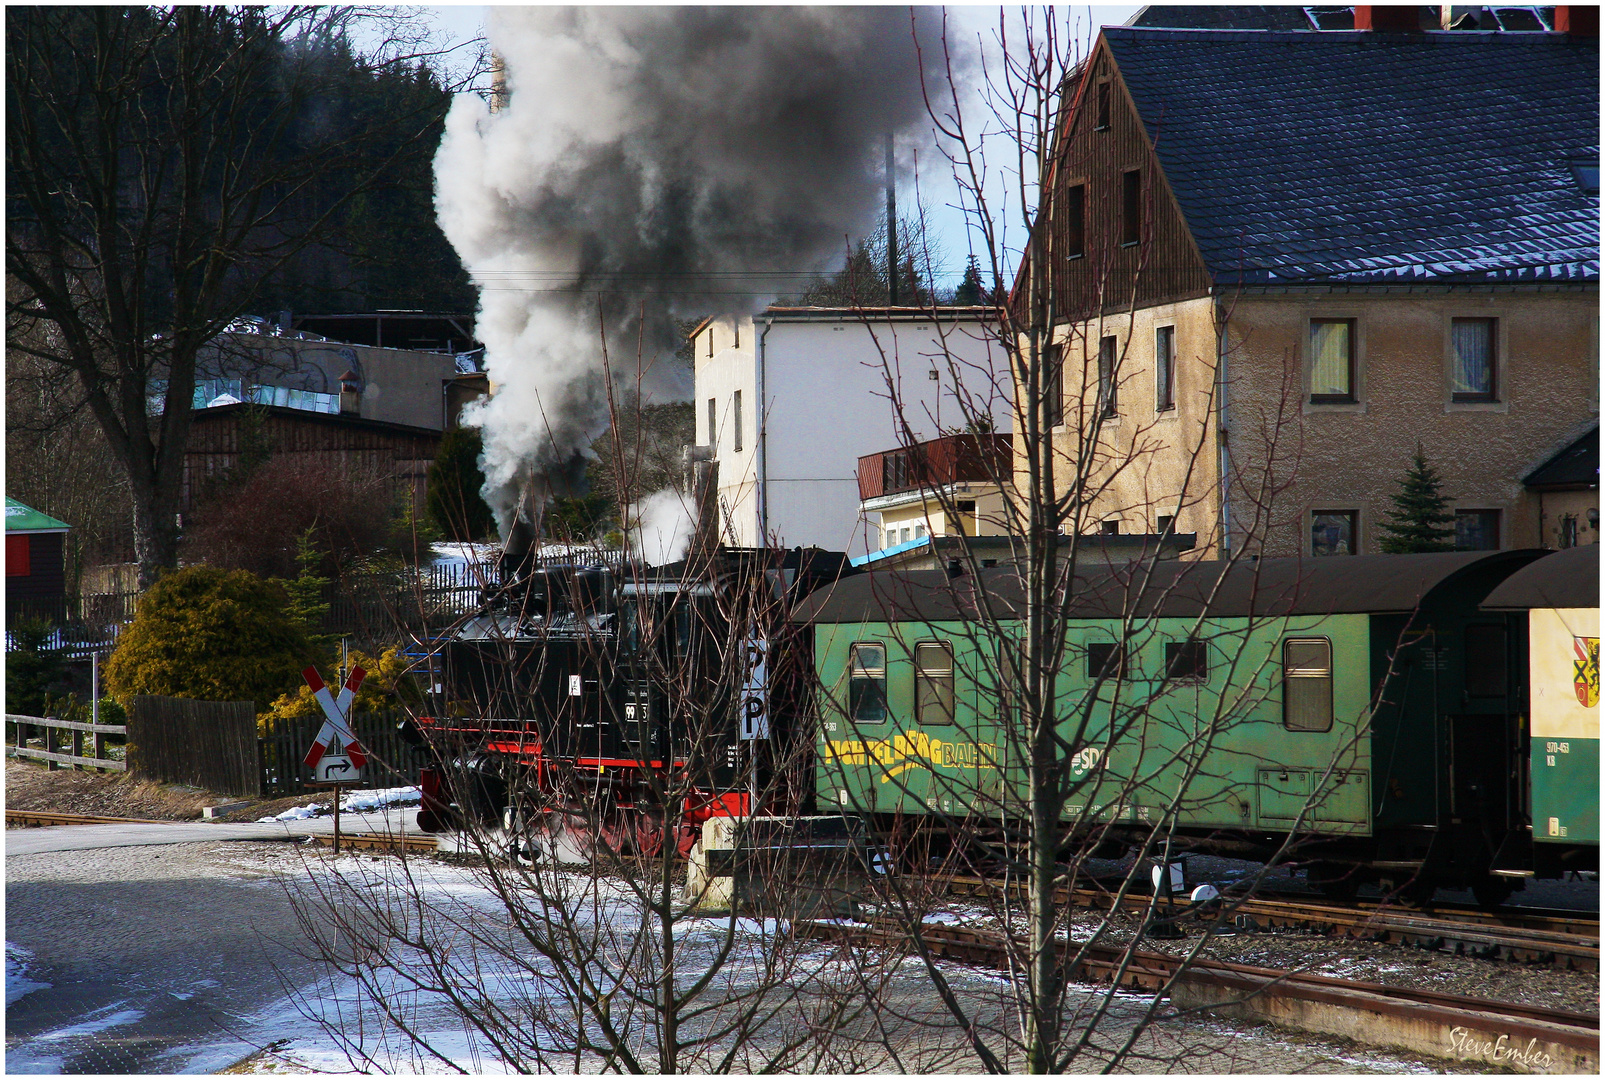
[1573,636,1599,709]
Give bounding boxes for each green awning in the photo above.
[5,497,70,533]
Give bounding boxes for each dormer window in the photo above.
[1568,151,1599,195]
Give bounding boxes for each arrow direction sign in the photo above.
[314,753,359,784]
[303,666,368,770]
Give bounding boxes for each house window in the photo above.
[914,523,926,539]
[1157,514,1174,534]
[734,321,740,349]
[707,397,717,446]
[1282,638,1333,732]
[1120,170,1142,246]
[1452,318,1497,401]
[1043,344,1065,428]
[1312,510,1357,556]
[1165,639,1208,683]
[1086,642,1126,681]
[1455,509,1500,550]
[915,642,955,726]
[732,390,743,452]
[1099,520,1120,535]
[848,643,888,725]
[707,329,714,358]
[1155,325,1175,412]
[6,535,30,577]
[1095,81,1111,131]
[1098,336,1118,416]
[1064,184,1086,259]
[1309,319,1355,402]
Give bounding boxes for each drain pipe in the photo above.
[1216,300,1231,559]
[757,316,774,545]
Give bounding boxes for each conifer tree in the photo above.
[1378,447,1457,553]
[952,254,987,305]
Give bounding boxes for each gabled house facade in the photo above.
[1027,12,1600,558]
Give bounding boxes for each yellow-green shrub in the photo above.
[104,566,318,709]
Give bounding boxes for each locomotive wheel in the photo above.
[634,811,666,859]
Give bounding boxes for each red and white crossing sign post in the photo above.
[302,665,366,854]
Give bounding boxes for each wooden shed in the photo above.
[6,497,70,628]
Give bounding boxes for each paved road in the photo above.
[5,807,429,855]
[6,810,441,1072]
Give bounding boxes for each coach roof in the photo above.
[794,551,1546,624]
[1482,544,1601,610]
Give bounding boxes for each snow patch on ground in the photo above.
[257,786,420,821]
[6,941,50,1005]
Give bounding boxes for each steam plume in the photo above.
[433,7,948,536]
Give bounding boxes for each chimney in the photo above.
[490,51,508,113]
[339,369,361,415]
[1354,6,1426,31]
[1555,6,1600,36]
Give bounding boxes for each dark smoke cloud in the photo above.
[433,7,954,534]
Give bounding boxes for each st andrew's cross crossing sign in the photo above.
[302,666,368,770]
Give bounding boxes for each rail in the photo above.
[945,874,1600,972]
[7,713,125,772]
[795,915,1599,1073]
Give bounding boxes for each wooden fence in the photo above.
[258,707,423,797]
[7,713,126,771]
[127,696,260,797]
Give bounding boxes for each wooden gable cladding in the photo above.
[181,405,440,514]
[1022,41,1211,325]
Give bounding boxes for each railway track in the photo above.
[5,809,440,854]
[945,874,1600,972]
[6,809,173,827]
[794,914,1599,1073]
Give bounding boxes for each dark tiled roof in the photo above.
[1104,28,1599,284]
[1127,5,1321,31]
[1524,421,1599,488]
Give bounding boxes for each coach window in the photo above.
[1165,639,1208,683]
[848,643,888,725]
[1086,642,1126,681]
[915,642,955,726]
[1282,638,1333,732]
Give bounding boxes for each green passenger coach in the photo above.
[794,550,1581,902]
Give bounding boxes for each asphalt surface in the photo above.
[5,809,428,1073]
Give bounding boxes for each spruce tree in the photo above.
[1377,447,1456,553]
[953,255,986,306]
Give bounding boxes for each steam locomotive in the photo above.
[408,534,854,856]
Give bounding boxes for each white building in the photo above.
[691,306,1009,558]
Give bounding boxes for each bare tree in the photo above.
[798,9,1365,1072]
[6,7,479,587]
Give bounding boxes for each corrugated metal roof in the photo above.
[4,497,70,533]
[794,550,1546,624]
[1102,28,1600,284]
[1482,544,1600,609]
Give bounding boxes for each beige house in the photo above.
[1026,15,1599,558]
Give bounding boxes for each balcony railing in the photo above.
[858,433,1012,501]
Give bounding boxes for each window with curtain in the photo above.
[1312,510,1357,556]
[1455,509,1500,550]
[1309,319,1354,402]
[707,397,717,446]
[915,642,954,726]
[1155,325,1175,411]
[1452,318,1496,400]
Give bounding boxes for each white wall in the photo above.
[695,310,1011,558]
